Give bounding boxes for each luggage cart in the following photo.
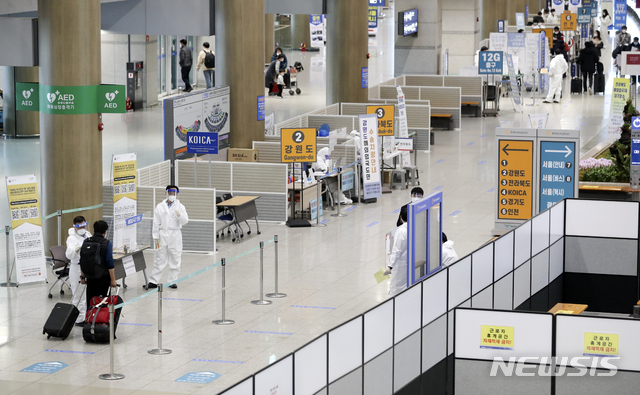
[288,62,304,95]
[482,75,500,117]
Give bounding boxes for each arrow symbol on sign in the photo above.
[502,144,529,156]
[544,145,572,158]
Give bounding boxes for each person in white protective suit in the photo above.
[147,185,189,289]
[442,232,459,267]
[65,216,91,326]
[543,48,568,103]
[312,147,352,204]
[385,205,408,297]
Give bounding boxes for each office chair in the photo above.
[48,246,72,299]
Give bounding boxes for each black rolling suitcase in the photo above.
[571,63,583,94]
[594,73,605,93]
[43,303,79,340]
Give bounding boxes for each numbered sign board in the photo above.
[498,139,534,220]
[366,105,395,136]
[281,128,317,163]
[561,12,577,31]
[537,129,579,212]
[478,51,503,74]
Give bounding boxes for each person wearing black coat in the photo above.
[577,41,599,95]
[264,54,285,92]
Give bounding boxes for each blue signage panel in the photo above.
[361,67,368,88]
[399,9,418,36]
[508,33,526,48]
[577,8,591,24]
[175,371,221,384]
[498,20,505,33]
[539,141,576,211]
[516,13,525,28]
[525,5,529,20]
[257,95,265,121]
[632,139,640,166]
[341,169,355,191]
[478,51,503,74]
[368,6,378,28]
[614,0,627,30]
[125,213,143,226]
[553,0,563,5]
[570,0,580,5]
[186,132,218,154]
[21,361,68,374]
[369,0,386,5]
[591,2,598,17]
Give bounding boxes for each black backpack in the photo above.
[204,51,215,68]
[79,237,107,279]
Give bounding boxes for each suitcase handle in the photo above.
[89,286,119,334]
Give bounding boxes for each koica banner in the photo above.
[359,114,382,199]
[112,153,137,251]
[6,174,46,284]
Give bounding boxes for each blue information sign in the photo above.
[591,2,598,17]
[632,139,640,166]
[125,213,143,226]
[361,67,368,88]
[341,169,355,191]
[368,6,378,28]
[478,51,503,74]
[175,371,221,384]
[186,132,219,154]
[539,141,576,211]
[21,361,68,374]
[369,0,385,5]
[257,95,265,121]
[525,5,529,20]
[498,20,505,33]
[577,8,591,24]
[614,0,626,30]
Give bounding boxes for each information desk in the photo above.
[287,181,319,218]
[216,196,261,242]
[113,246,150,289]
[315,171,340,208]
[549,303,588,315]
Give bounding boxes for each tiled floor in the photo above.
[0,8,625,395]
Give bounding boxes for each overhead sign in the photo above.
[398,9,418,36]
[281,128,317,163]
[478,51,503,74]
[369,0,386,5]
[186,131,219,154]
[498,139,534,220]
[561,12,577,31]
[539,141,576,211]
[359,114,382,199]
[366,105,395,136]
[21,361,68,374]
[175,371,221,384]
[15,83,126,114]
[577,7,591,24]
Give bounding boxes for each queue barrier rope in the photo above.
[43,203,104,221]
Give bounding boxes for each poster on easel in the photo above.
[310,14,325,48]
[6,174,46,284]
[112,153,137,251]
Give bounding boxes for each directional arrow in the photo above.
[502,144,529,156]
[544,145,572,158]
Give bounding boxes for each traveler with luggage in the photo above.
[593,30,605,58]
[544,48,569,103]
[196,42,215,89]
[80,220,116,308]
[65,216,91,326]
[577,41,599,95]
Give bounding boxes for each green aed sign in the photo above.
[15,83,125,114]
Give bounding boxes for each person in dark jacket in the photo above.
[577,41,599,95]
[265,54,285,93]
[83,220,116,308]
[270,47,288,70]
[533,12,545,24]
[179,39,193,92]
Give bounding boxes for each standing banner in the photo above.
[310,15,325,48]
[569,0,581,13]
[529,113,549,128]
[112,153,137,251]
[505,54,523,112]
[613,0,626,30]
[6,174,46,284]
[359,114,382,199]
[395,87,412,167]
[608,78,630,135]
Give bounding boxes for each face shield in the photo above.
[166,188,179,202]
[74,221,88,236]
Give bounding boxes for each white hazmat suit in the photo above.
[313,147,352,204]
[388,222,408,297]
[65,227,91,323]
[442,240,459,267]
[150,198,189,284]
[545,54,568,103]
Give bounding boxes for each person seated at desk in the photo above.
[397,187,424,226]
[442,232,459,266]
[312,147,352,205]
[385,205,408,297]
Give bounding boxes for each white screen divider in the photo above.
[394,284,422,344]
[364,300,394,363]
[294,335,328,395]
[514,220,532,267]
[422,268,448,326]
[565,199,639,239]
[448,256,472,309]
[254,355,293,395]
[531,210,550,256]
[219,377,253,395]
[328,316,363,383]
[549,200,564,244]
[494,231,514,280]
[472,243,494,295]
[455,308,553,361]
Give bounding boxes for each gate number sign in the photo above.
[478,51,503,74]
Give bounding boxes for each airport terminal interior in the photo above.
[1,0,640,394]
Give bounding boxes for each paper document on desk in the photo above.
[123,255,136,277]
[374,268,390,284]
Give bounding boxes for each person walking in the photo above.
[600,10,612,36]
[577,41,599,94]
[65,216,91,326]
[543,48,568,103]
[179,39,193,92]
[147,185,189,289]
[265,54,285,95]
[196,42,215,89]
[593,30,604,58]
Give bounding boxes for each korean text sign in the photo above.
[584,332,619,357]
[359,114,382,199]
[498,139,534,220]
[281,128,317,163]
[478,51,503,74]
[366,105,395,136]
[480,325,514,350]
[539,141,576,210]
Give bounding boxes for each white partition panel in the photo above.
[221,377,253,395]
[514,221,532,267]
[565,200,639,239]
[472,244,494,295]
[255,355,293,395]
[494,232,514,280]
[513,261,531,308]
[448,256,472,310]
[556,315,640,371]
[455,309,553,361]
[493,273,513,310]
[423,269,448,326]
[364,301,394,363]
[295,335,328,395]
[549,200,565,243]
[531,249,549,295]
[395,285,422,343]
[549,239,563,282]
[329,316,363,383]
[531,210,550,256]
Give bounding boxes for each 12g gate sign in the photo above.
[281,128,317,163]
[478,51,503,74]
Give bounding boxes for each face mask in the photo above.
[411,197,420,202]
[168,195,176,202]
[623,30,627,33]
[77,229,86,236]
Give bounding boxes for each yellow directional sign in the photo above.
[498,140,533,220]
[561,11,577,31]
[281,128,317,163]
[367,105,395,136]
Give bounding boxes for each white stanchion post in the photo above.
[1,226,17,287]
[99,302,125,380]
[331,167,347,218]
[148,283,172,355]
[312,179,326,227]
[213,258,235,325]
[266,236,286,298]
[57,209,62,246]
[251,242,272,305]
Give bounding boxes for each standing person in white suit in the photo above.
[65,216,91,326]
[543,48,568,103]
[385,205,408,297]
[147,185,189,289]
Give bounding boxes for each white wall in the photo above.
[442,0,481,75]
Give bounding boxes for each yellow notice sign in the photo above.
[281,128,317,163]
[584,332,619,357]
[7,176,41,228]
[112,155,137,203]
[561,12,577,31]
[555,310,574,315]
[367,105,395,136]
[480,325,514,350]
[498,139,533,220]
